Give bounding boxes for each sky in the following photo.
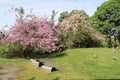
[0,0,107,28]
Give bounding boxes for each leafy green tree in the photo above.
[91,0,120,43]
[58,11,69,22]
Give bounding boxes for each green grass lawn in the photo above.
[0,48,120,80]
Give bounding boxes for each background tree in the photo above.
[51,10,58,20]
[58,11,69,22]
[91,0,120,45]
[59,10,105,48]
[0,31,5,40]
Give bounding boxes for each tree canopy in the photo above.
[91,0,120,41]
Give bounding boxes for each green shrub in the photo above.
[0,42,23,58]
[0,42,44,58]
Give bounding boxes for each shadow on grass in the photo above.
[1,50,67,59]
[28,77,36,80]
[53,77,60,80]
[0,66,3,69]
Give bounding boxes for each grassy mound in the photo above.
[0,48,120,80]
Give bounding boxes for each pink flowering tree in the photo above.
[0,14,62,58]
[12,15,62,51]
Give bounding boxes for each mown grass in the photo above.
[0,48,120,80]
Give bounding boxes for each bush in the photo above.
[0,41,45,58]
[0,42,22,58]
[106,36,119,48]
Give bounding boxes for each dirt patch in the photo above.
[0,65,24,80]
[0,65,13,69]
[0,72,20,80]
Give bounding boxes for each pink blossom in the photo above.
[3,15,62,52]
